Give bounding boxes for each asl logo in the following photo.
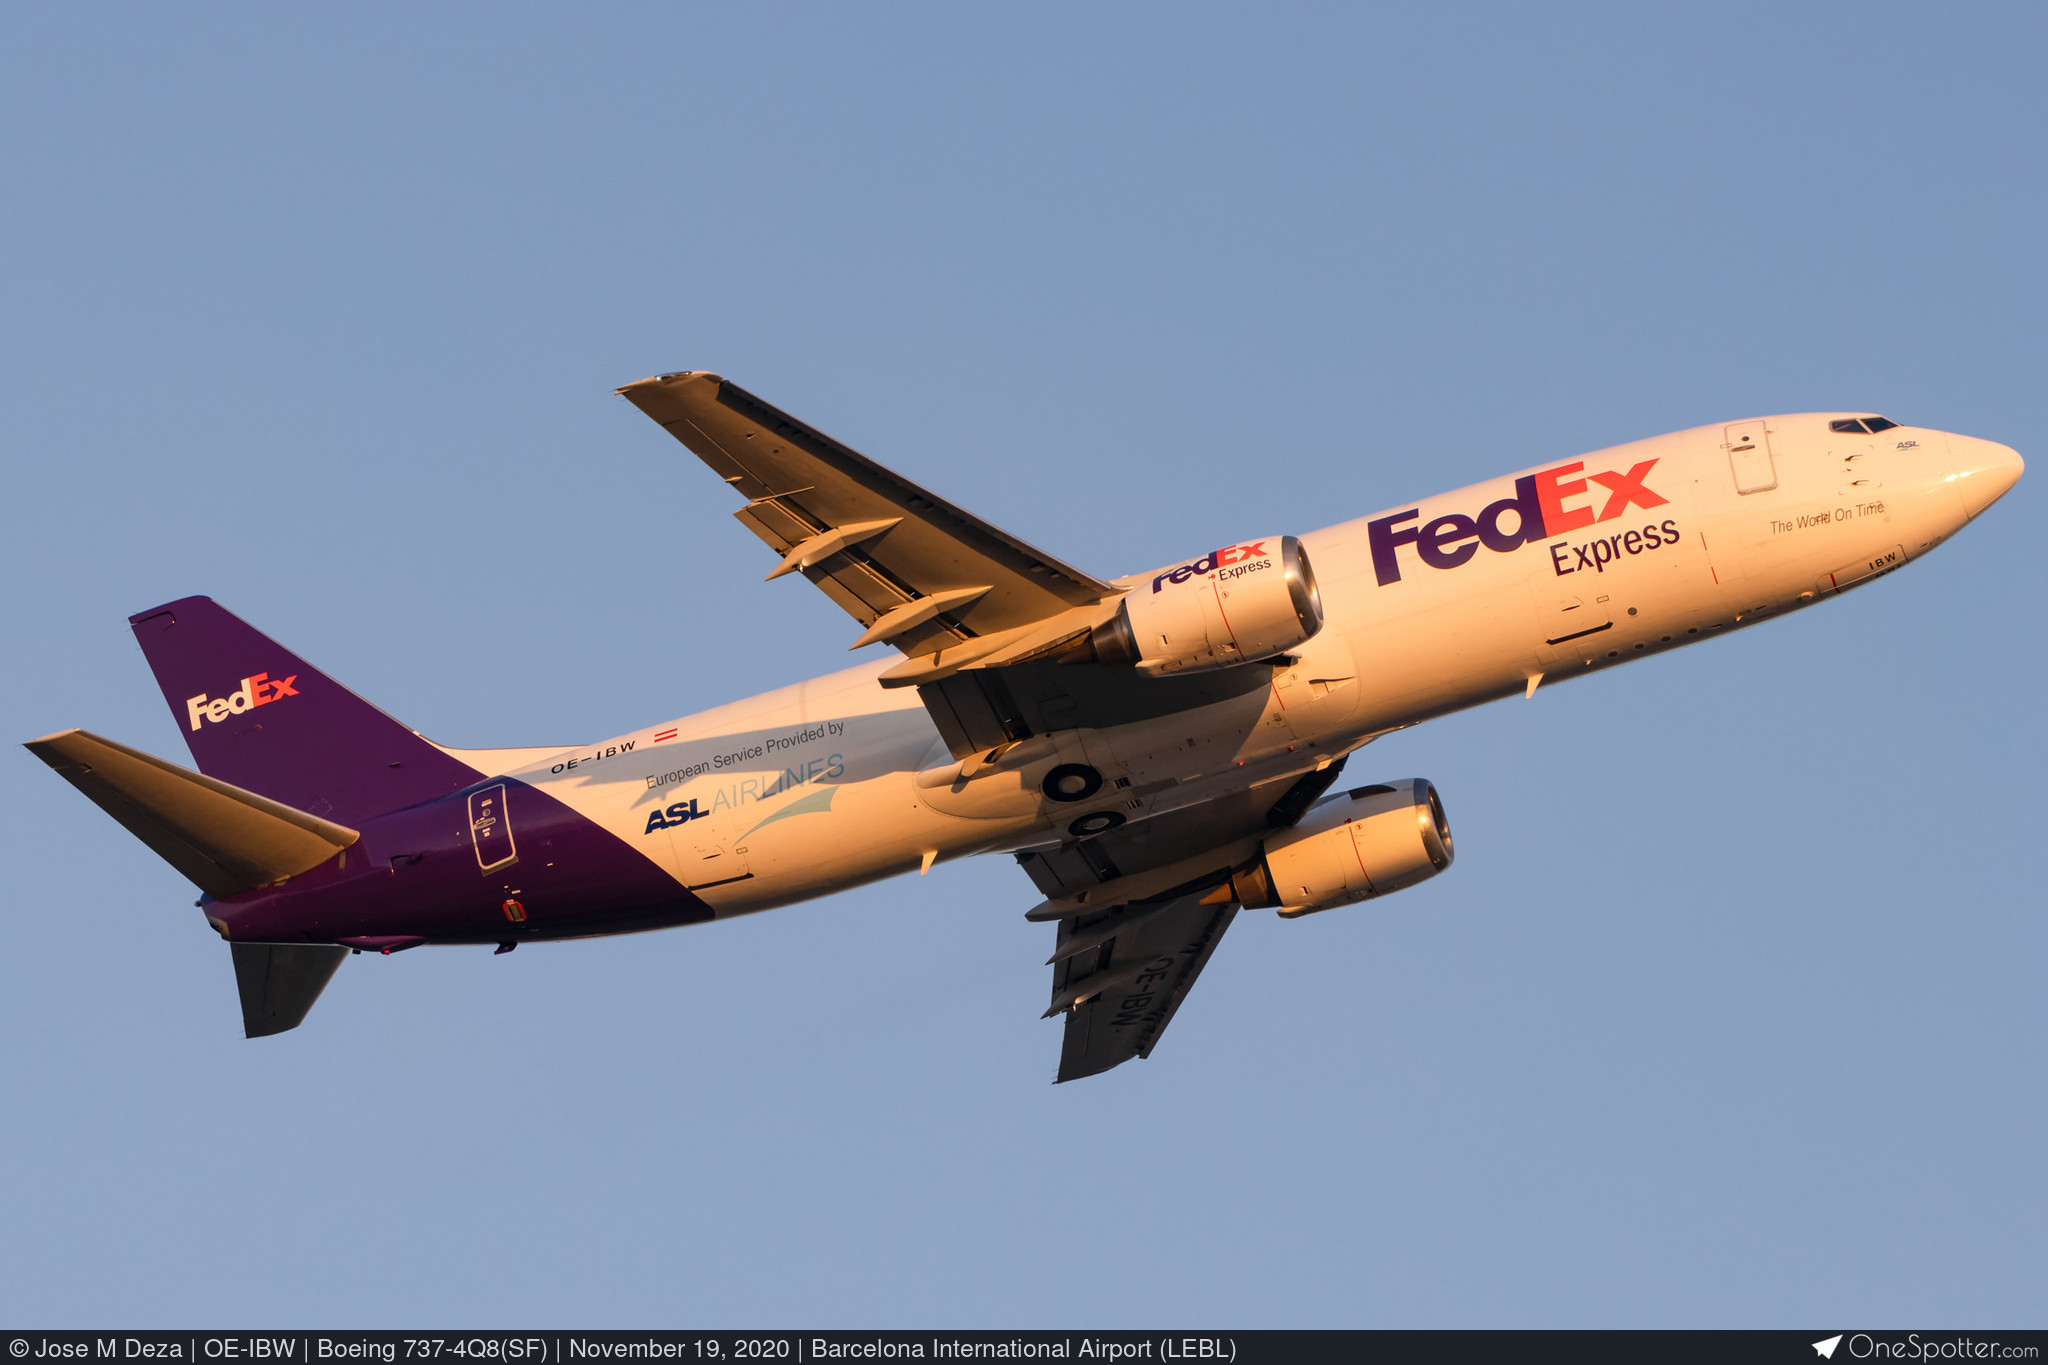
[644,798,706,833]
[185,672,298,730]
[1368,459,1668,585]
[1152,541,1271,593]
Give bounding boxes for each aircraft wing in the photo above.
[618,372,1115,664]
[1042,885,1240,1083]
[1017,757,1349,1082]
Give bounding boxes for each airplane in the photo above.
[24,374,2024,1080]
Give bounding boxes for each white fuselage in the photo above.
[468,415,2019,917]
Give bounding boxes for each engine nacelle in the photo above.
[1091,535,1323,674]
[1231,779,1454,917]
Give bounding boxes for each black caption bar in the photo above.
[2,1331,2043,1365]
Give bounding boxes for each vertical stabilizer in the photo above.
[130,597,479,825]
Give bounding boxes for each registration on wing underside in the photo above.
[1047,888,1241,1083]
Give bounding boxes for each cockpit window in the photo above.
[1830,417,1901,434]
[1864,417,1899,433]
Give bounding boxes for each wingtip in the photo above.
[24,726,82,745]
[615,370,722,397]
[22,728,87,763]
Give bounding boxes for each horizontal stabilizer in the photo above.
[232,942,348,1038]
[25,729,359,899]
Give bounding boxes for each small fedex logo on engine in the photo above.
[1152,541,1271,592]
[1368,459,1668,585]
[185,672,298,730]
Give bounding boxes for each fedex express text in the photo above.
[1368,458,1672,585]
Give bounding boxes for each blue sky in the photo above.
[2,1,2041,1327]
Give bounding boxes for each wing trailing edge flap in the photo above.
[616,371,1119,678]
[24,729,358,899]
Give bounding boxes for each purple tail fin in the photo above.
[129,597,480,825]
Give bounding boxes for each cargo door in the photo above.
[1726,419,1777,494]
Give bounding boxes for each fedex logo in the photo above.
[185,672,298,730]
[1367,459,1668,586]
[1152,542,1270,593]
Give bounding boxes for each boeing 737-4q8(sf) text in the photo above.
[26,378,2024,1080]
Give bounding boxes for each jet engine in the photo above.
[1089,535,1323,674]
[1231,779,1454,917]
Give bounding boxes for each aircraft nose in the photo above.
[1951,436,2024,519]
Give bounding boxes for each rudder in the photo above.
[130,597,479,826]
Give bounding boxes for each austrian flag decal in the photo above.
[185,671,299,730]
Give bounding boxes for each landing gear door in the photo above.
[1726,420,1777,494]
